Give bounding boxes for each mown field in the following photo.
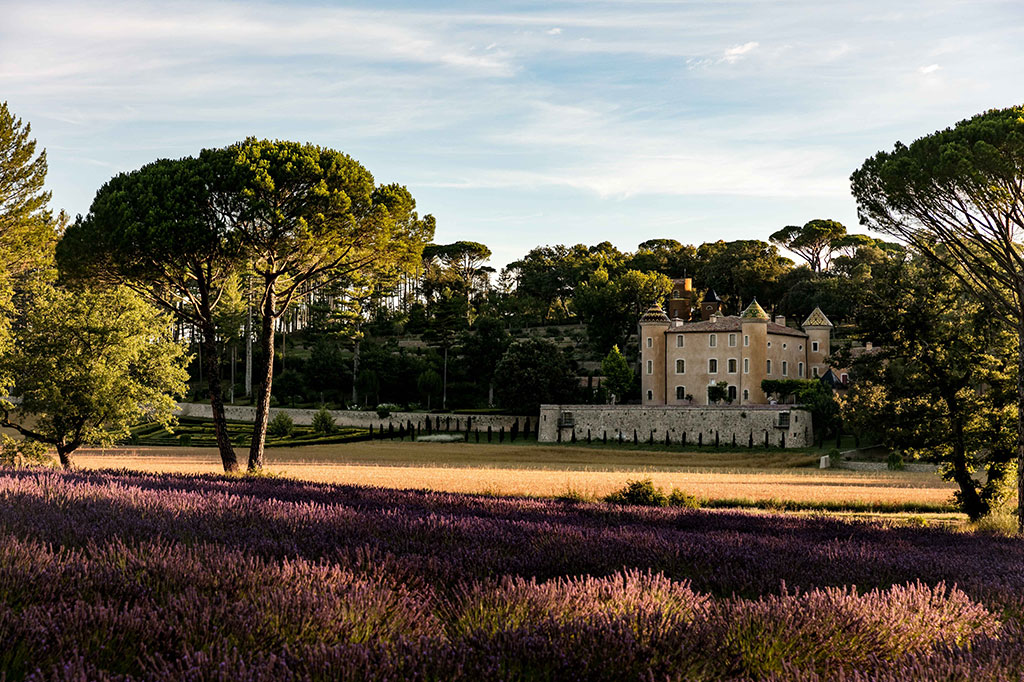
[76,441,961,517]
[0,467,1021,681]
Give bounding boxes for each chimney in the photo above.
[774,315,786,327]
[865,341,873,351]
[708,314,717,324]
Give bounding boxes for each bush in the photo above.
[376,403,401,419]
[178,434,192,447]
[887,451,905,470]
[1,435,53,467]
[827,447,843,468]
[311,407,336,435]
[668,488,701,509]
[268,412,294,437]
[605,478,668,507]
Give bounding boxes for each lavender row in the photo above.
[2,469,1024,680]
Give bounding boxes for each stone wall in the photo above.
[538,404,812,448]
[174,403,527,432]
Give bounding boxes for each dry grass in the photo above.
[74,441,957,509]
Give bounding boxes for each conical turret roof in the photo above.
[702,288,723,303]
[740,299,770,320]
[802,307,833,328]
[639,304,670,323]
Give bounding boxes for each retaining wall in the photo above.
[174,403,527,432]
[538,404,812,448]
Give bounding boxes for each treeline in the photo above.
[233,221,904,414]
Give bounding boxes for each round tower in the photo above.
[639,304,670,405]
[740,299,770,404]
[802,307,834,379]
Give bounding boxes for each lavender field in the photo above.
[1,468,1023,681]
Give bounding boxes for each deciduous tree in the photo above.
[0,284,189,469]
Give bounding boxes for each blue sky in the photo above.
[2,0,1022,268]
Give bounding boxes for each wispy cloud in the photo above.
[0,0,1021,266]
[722,41,760,64]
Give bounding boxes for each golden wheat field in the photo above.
[74,441,958,510]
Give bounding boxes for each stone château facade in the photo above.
[639,283,834,407]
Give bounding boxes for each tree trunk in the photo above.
[946,397,986,520]
[57,444,74,470]
[443,345,448,411]
[199,316,239,473]
[1017,322,1024,532]
[245,278,253,400]
[351,337,360,406]
[248,287,277,471]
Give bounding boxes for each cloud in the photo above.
[918,63,940,74]
[546,27,563,35]
[722,41,759,63]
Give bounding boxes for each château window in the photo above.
[812,341,819,352]
[728,385,737,402]
[782,361,788,376]
[728,358,737,373]
[675,359,685,374]
[841,373,849,385]
[647,390,653,401]
[709,334,717,347]
[646,360,653,375]
[743,335,750,347]
[676,336,684,348]
[708,359,718,374]
[766,359,772,374]
[743,358,750,374]
[798,362,804,378]
[728,333,737,347]
[676,386,685,400]
[743,389,749,401]
[813,366,819,378]
[646,337,653,348]
[782,343,787,349]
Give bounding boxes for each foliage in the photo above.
[851,104,1024,528]
[376,403,400,419]
[761,379,818,401]
[267,412,294,437]
[311,407,336,435]
[416,369,443,410]
[4,468,1024,679]
[600,345,634,403]
[0,435,52,467]
[605,478,669,506]
[707,381,730,405]
[574,268,672,353]
[0,283,189,468]
[770,219,847,272]
[839,255,1017,520]
[667,488,701,509]
[493,338,578,415]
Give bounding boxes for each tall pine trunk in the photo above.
[197,275,238,473]
[248,287,276,471]
[1017,322,1024,532]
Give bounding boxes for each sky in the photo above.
[2,0,1023,269]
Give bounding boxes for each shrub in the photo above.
[268,412,294,437]
[827,447,843,468]
[0,435,53,467]
[178,434,192,447]
[311,407,336,435]
[376,403,401,419]
[887,451,905,470]
[606,478,668,507]
[668,488,701,509]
